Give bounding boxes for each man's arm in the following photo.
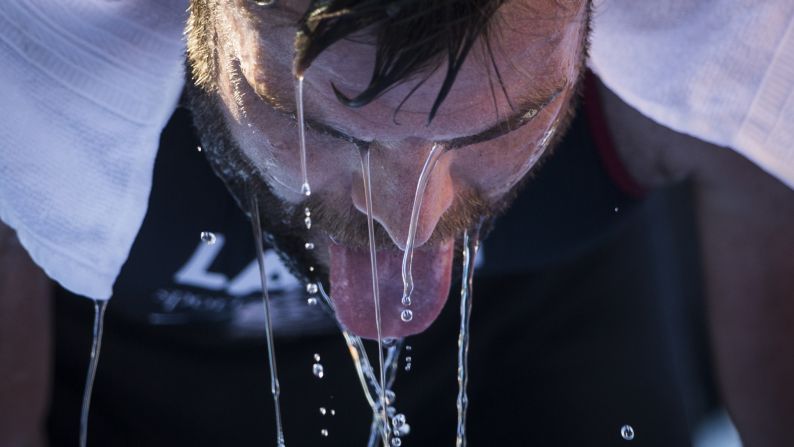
[0,221,53,447]
[599,82,794,447]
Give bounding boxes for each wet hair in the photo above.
[294,0,507,122]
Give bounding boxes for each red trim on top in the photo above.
[583,71,647,199]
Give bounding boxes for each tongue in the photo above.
[329,239,454,339]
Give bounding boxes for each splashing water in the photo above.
[359,147,391,446]
[79,299,108,447]
[296,76,311,196]
[316,283,404,447]
[249,196,287,447]
[400,143,445,309]
[456,226,481,447]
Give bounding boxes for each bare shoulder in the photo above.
[597,77,794,210]
[0,222,53,447]
[598,78,794,446]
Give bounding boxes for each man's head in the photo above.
[185,0,590,338]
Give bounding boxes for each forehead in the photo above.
[216,0,588,140]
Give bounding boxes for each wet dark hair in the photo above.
[294,0,507,123]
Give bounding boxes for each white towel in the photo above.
[589,0,794,190]
[0,0,188,299]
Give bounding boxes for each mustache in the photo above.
[297,189,499,250]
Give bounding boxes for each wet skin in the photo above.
[192,0,590,337]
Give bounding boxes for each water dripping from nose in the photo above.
[456,224,482,447]
[249,194,287,447]
[400,143,445,314]
[79,299,108,447]
[359,146,392,446]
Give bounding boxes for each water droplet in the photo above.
[312,363,324,379]
[314,353,321,362]
[404,364,412,372]
[304,207,311,216]
[305,242,315,250]
[400,309,413,322]
[196,145,202,152]
[401,295,412,306]
[306,283,319,294]
[320,428,328,437]
[319,407,327,416]
[391,438,402,446]
[385,390,396,404]
[406,345,412,351]
[330,409,335,416]
[397,423,410,437]
[614,206,620,213]
[392,413,406,428]
[200,231,216,245]
[304,216,312,229]
[307,297,318,306]
[620,425,635,441]
[309,266,315,272]
[301,182,312,196]
[405,356,412,362]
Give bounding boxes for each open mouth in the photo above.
[328,238,454,339]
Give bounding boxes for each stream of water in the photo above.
[250,195,287,447]
[456,227,481,447]
[79,299,108,447]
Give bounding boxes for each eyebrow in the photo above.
[254,81,565,150]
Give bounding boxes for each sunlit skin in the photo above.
[200,0,590,336]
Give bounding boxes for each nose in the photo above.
[352,141,454,250]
